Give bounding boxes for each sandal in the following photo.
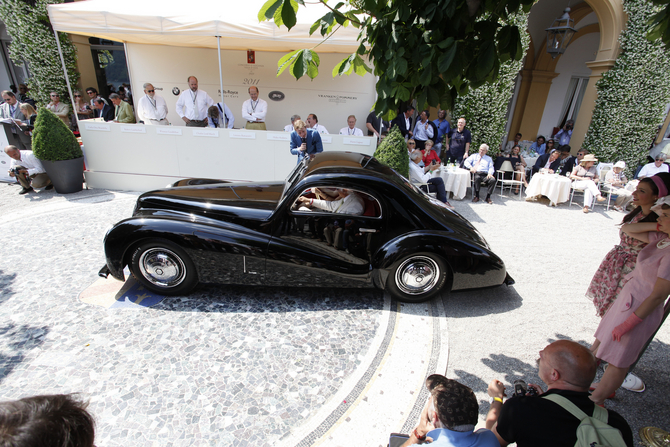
[621,372,645,392]
[583,206,590,213]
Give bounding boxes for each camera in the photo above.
[10,167,24,177]
[512,379,538,398]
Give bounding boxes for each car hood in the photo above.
[134,182,284,222]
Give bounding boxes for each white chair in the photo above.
[496,160,524,198]
[413,181,437,198]
[598,166,614,211]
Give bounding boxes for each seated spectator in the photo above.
[207,103,234,129]
[402,374,499,447]
[507,144,528,191]
[605,161,633,211]
[504,132,522,155]
[110,93,135,123]
[297,188,364,214]
[0,394,95,447]
[93,98,114,121]
[46,92,70,126]
[464,144,496,204]
[529,135,546,155]
[485,340,633,447]
[545,138,556,154]
[422,139,441,166]
[409,150,451,207]
[4,145,52,194]
[86,87,107,107]
[339,115,364,136]
[560,146,582,175]
[284,114,301,132]
[407,138,417,156]
[637,154,669,178]
[570,154,606,213]
[556,145,573,176]
[73,91,93,121]
[531,149,561,175]
[306,113,329,134]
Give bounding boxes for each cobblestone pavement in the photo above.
[0,181,668,446]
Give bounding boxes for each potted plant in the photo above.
[32,108,84,194]
[373,125,409,178]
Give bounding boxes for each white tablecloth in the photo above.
[432,168,470,200]
[525,173,572,206]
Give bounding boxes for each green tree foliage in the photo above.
[648,0,670,49]
[259,0,534,120]
[0,0,79,107]
[582,0,670,175]
[32,108,82,162]
[452,10,530,158]
[373,125,409,178]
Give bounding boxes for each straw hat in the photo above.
[580,154,598,165]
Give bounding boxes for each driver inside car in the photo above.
[297,188,364,215]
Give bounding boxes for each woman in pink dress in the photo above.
[590,180,670,406]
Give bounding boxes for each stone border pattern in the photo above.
[294,299,399,447]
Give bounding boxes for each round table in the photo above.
[525,173,572,206]
[432,167,470,200]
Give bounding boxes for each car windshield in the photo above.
[281,157,310,201]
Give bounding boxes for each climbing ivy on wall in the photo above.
[451,10,531,159]
[0,0,79,108]
[582,0,670,175]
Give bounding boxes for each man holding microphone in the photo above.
[289,119,323,163]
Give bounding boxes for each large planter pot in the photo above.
[41,157,84,194]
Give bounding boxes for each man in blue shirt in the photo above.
[433,110,450,155]
[401,374,499,447]
[289,119,323,163]
[554,120,574,146]
[464,144,496,204]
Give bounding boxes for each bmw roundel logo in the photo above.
[268,91,285,101]
[172,87,180,96]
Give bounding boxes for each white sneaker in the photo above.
[621,372,645,392]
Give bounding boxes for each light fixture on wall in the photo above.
[545,7,577,59]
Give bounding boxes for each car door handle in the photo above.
[359,228,378,233]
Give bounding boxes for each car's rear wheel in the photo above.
[129,239,198,295]
[386,253,448,302]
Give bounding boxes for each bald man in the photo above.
[484,340,633,447]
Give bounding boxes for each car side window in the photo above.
[291,187,381,218]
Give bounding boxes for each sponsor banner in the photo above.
[120,125,146,133]
[267,133,290,141]
[192,128,219,138]
[84,122,111,132]
[157,127,183,136]
[230,130,256,140]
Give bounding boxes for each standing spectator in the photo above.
[306,113,329,134]
[46,92,70,126]
[529,136,546,155]
[176,76,214,127]
[432,109,450,154]
[284,114,301,132]
[241,86,267,130]
[554,120,574,146]
[0,90,24,121]
[445,117,471,165]
[207,103,235,129]
[504,132,522,155]
[390,104,415,138]
[339,115,364,136]
[136,83,170,125]
[637,154,669,178]
[464,144,496,204]
[366,111,388,138]
[110,93,135,124]
[16,84,35,106]
[412,110,435,150]
[289,119,323,163]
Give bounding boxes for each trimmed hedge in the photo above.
[374,126,409,178]
[32,108,82,162]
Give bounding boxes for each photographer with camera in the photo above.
[555,120,574,146]
[399,374,498,447]
[484,340,633,447]
[4,145,52,194]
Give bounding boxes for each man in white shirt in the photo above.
[339,115,364,136]
[504,132,522,155]
[412,110,435,150]
[464,144,496,204]
[4,145,51,194]
[306,113,329,134]
[637,154,670,178]
[409,150,451,206]
[284,114,301,132]
[297,188,364,214]
[175,76,214,127]
[207,103,235,129]
[136,83,170,125]
[242,86,267,130]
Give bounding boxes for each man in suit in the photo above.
[560,146,584,176]
[391,104,415,138]
[289,119,323,163]
[531,149,561,175]
[110,93,135,123]
[1,90,26,149]
[93,98,114,121]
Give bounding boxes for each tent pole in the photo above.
[217,36,225,115]
[52,28,77,125]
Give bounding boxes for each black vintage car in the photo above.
[100,152,513,302]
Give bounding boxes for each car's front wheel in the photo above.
[129,239,198,295]
[386,253,448,302]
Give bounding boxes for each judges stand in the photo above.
[1,118,28,150]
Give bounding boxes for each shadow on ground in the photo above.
[443,284,522,318]
[0,323,50,385]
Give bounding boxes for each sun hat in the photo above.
[651,195,670,214]
[580,154,598,165]
[614,161,625,169]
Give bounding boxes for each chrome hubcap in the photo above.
[395,256,440,295]
[138,248,186,288]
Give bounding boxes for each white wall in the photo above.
[537,32,600,139]
[125,44,377,134]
